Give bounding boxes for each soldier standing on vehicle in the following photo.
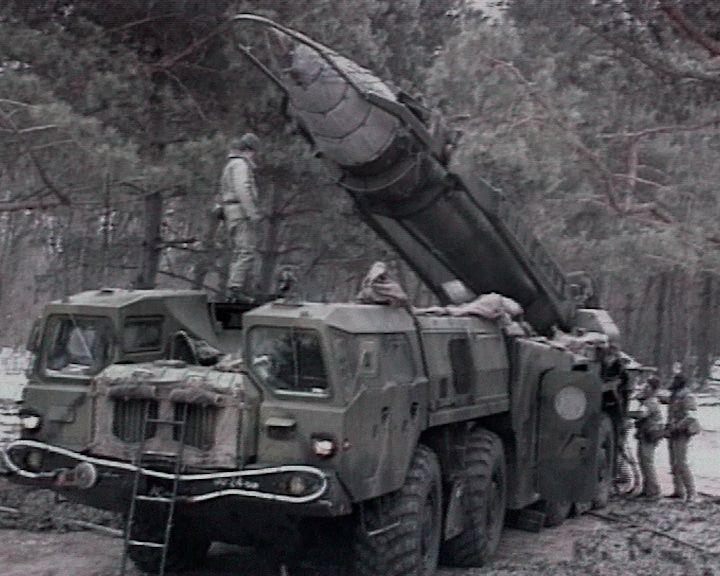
[217,133,262,302]
[663,373,699,501]
[631,375,664,499]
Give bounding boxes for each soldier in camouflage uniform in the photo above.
[632,375,664,499]
[663,374,699,501]
[218,133,262,302]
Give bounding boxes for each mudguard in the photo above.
[537,369,601,502]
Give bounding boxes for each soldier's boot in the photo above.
[681,466,696,502]
[642,473,661,499]
[615,460,632,485]
[667,467,685,498]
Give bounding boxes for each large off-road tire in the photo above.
[592,412,615,509]
[441,428,506,567]
[127,512,211,574]
[352,444,442,576]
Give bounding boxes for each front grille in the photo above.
[173,403,217,450]
[112,399,158,442]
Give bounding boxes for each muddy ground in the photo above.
[0,491,718,576]
[1,390,718,575]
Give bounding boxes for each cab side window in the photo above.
[248,326,329,395]
[123,317,163,352]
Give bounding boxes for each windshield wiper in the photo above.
[67,312,94,361]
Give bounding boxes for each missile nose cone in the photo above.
[266,29,294,73]
[267,32,323,89]
[233,14,402,168]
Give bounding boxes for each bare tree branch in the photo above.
[659,3,720,58]
[0,99,32,108]
[0,124,59,134]
[485,56,681,225]
[600,117,720,140]
[575,19,720,87]
[487,57,623,211]
[154,21,230,70]
[101,12,184,36]
[156,67,209,121]
[625,137,639,210]
[0,106,72,205]
[612,173,668,189]
[159,237,198,247]
[157,268,222,295]
[0,198,62,212]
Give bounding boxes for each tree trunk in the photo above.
[135,191,163,289]
[652,271,668,372]
[694,270,713,387]
[101,170,111,286]
[135,77,166,290]
[192,212,221,290]
[0,213,18,306]
[666,267,680,372]
[621,290,635,349]
[634,274,654,363]
[78,212,91,290]
[257,183,283,296]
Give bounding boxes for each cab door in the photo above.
[537,369,601,502]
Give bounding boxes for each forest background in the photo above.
[1,0,720,381]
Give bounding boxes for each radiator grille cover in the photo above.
[112,399,158,442]
[173,403,217,450]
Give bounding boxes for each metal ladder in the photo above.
[120,402,189,576]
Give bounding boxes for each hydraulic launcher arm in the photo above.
[232,14,577,334]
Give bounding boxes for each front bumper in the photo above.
[1,439,352,517]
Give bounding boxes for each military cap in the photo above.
[230,132,261,152]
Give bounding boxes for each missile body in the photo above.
[234,15,573,333]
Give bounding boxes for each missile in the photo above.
[233,15,452,193]
[233,15,575,332]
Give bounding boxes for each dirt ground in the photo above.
[0,496,718,576]
[0,392,718,575]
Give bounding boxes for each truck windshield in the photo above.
[41,315,114,378]
[247,326,328,395]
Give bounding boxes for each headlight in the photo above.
[554,386,587,421]
[312,437,336,458]
[20,415,42,431]
[24,450,44,471]
[288,474,308,496]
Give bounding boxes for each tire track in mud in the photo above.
[588,506,720,556]
[1,493,719,576]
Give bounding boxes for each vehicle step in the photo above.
[140,451,180,458]
[128,540,165,548]
[135,495,173,503]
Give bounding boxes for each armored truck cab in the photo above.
[4,299,610,574]
[19,288,245,451]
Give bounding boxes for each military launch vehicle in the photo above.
[2,15,626,576]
